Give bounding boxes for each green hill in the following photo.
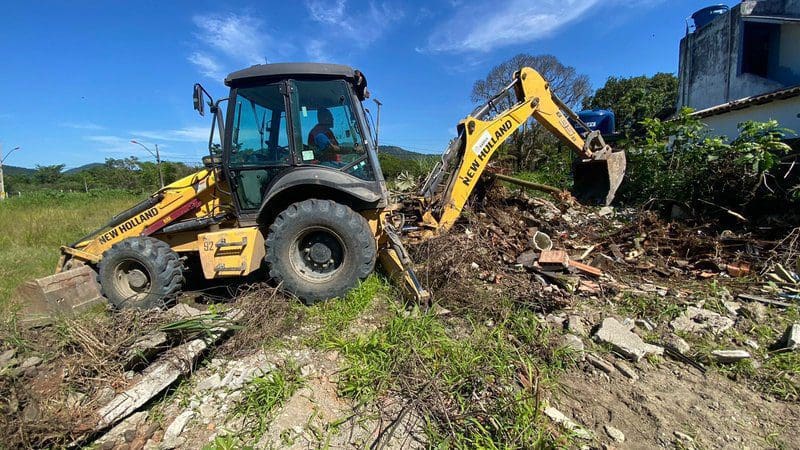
[378,145,432,160]
[64,163,104,174]
[1,165,35,176]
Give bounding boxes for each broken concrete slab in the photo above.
[711,349,751,363]
[95,309,242,431]
[92,411,148,449]
[124,331,169,370]
[594,318,664,362]
[670,307,734,335]
[544,406,593,440]
[515,250,538,268]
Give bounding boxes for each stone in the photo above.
[66,392,87,409]
[544,406,593,440]
[167,303,203,319]
[161,410,194,449]
[0,349,17,368]
[711,349,751,363]
[561,334,585,353]
[722,301,741,316]
[516,250,538,269]
[604,424,625,443]
[670,307,734,335]
[598,206,614,217]
[566,315,587,336]
[586,353,615,374]
[22,402,41,422]
[664,334,691,354]
[745,339,760,350]
[93,411,148,448]
[635,319,655,332]
[613,360,639,381]
[778,323,799,351]
[196,373,223,392]
[674,431,695,443]
[95,387,116,405]
[20,356,42,369]
[545,314,566,328]
[739,303,767,323]
[594,318,664,362]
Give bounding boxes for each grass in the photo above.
[326,302,570,448]
[0,190,139,309]
[233,361,304,442]
[308,274,389,346]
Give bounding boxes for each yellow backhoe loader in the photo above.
[15,63,625,322]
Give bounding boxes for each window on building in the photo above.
[740,21,780,78]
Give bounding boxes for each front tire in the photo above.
[266,199,376,304]
[98,237,184,309]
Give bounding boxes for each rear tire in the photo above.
[266,199,376,305]
[98,237,184,309]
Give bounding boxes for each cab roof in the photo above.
[225,63,355,87]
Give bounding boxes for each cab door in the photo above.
[225,82,293,212]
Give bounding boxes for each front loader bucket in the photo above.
[572,150,627,206]
[14,265,107,327]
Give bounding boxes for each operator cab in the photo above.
[195,63,386,220]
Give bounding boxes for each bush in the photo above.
[619,109,796,215]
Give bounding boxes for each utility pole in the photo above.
[130,140,164,188]
[372,98,383,150]
[0,144,21,200]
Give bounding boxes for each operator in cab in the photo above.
[308,108,342,163]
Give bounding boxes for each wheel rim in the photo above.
[289,226,346,282]
[112,259,152,303]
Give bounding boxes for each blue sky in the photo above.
[0,0,736,169]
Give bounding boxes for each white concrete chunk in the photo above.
[594,318,664,362]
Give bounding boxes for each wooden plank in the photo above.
[569,260,603,277]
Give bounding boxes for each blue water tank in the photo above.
[574,109,616,135]
[691,5,729,30]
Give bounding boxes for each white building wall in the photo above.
[700,96,800,141]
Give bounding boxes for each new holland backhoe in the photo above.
[15,63,625,322]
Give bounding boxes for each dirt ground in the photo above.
[2,188,799,449]
[557,355,799,449]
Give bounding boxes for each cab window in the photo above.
[292,80,374,181]
[228,83,290,210]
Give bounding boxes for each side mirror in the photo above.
[193,83,206,116]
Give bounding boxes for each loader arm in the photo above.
[418,67,625,233]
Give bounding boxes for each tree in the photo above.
[33,164,65,185]
[471,54,591,171]
[583,73,678,136]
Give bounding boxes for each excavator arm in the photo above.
[418,67,626,233]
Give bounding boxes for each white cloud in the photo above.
[305,39,330,62]
[60,121,105,130]
[188,52,224,79]
[423,0,661,53]
[130,126,209,143]
[84,135,138,154]
[303,0,404,59]
[188,13,295,79]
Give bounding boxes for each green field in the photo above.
[0,191,139,307]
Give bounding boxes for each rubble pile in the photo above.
[413,186,799,315]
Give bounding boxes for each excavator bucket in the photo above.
[14,265,107,327]
[572,150,627,206]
